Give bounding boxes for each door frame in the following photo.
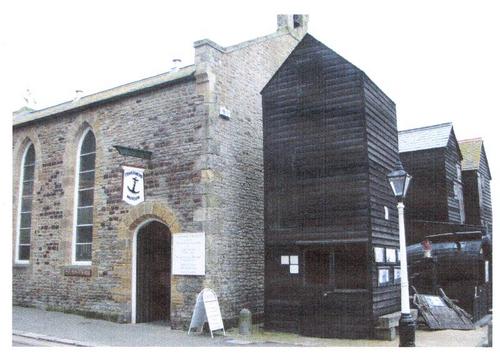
[131,218,170,324]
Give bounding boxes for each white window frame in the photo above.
[15,143,34,265]
[72,128,95,265]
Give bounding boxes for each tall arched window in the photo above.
[73,129,96,264]
[16,143,35,263]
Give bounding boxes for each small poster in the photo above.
[378,268,390,285]
[374,247,385,263]
[290,255,299,265]
[386,248,397,263]
[281,256,289,265]
[172,232,205,275]
[122,166,145,205]
[394,267,401,282]
[289,265,299,274]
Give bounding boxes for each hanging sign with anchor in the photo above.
[122,165,145,206]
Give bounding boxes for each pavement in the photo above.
[12,306,491,347]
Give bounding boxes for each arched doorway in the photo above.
[133,220,171,323]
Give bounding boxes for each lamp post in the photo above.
[387,160,416,347]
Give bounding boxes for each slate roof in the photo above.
[459,138,483,171]
[398,122,453,153]
[13,65,196,127]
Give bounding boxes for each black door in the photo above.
[300,245,370,339]
[136,221,171,323]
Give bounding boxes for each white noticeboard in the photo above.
[172,232,205,275]
[188,288,225,338]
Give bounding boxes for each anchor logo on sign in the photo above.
[127,177,140,194]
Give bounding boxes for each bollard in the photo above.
[239,308,252,335]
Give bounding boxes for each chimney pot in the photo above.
[171,58,182,72]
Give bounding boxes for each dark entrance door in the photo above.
[136,221,171,323]
[300,245,370,338]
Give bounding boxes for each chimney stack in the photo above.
[277,14,309,32]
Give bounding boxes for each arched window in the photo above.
[73,130,96,264]
[16,143,35,263]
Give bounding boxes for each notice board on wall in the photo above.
[172,232,205,275]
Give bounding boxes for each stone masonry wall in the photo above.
[12,78,206,324]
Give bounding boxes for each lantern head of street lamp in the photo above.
[387,159,412,202]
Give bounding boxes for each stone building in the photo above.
[12,15,307,328]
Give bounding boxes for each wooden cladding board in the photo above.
[262,34,400,338]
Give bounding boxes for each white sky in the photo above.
[1,0,500,354]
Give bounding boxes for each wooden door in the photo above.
[136,221,171,323]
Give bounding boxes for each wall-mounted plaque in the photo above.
[122,166,145,206]
[172,232,205,275]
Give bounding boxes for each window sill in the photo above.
[13,263,30,269]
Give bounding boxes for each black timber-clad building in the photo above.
[398,123,482,245]
[261,34,402,339]
[459,138,493,237]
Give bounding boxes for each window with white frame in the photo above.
[16,144,35,263]
[73,130,96,264]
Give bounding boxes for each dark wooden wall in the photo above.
[263,35,368,245]
[262,34,400,338]
[463,171,481,225]
[400,149,447,223]
[363,75,401,318]
[479,147,493,235]
[444,134,463,223]
[462,148,493,236]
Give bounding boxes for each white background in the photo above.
[1,0,499,357]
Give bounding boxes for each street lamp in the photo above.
[387,160,416,347]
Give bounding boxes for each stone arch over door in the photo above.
[114,201,182,323]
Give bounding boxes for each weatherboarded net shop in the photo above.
[262,34,402,339]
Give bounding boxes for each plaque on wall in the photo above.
[172,232,206,275]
